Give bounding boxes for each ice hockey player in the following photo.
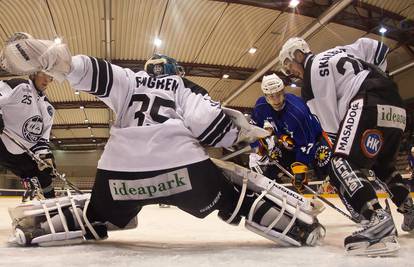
[3,34,325,248]
[278,36,409,256]
[252,73,332,193]
[0,35,56,199]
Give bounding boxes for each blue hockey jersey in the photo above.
[252,93,323,167]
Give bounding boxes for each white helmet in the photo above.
[411,147,414,153]
[261,74,284,94]
[279,37,310,67]
[263,120,273,129]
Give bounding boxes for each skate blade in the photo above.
[346,236,400,257]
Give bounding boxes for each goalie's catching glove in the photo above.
[0,32,71,81]
[291,162,309,194]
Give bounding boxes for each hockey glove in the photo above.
[37,152,56,173]
[278,134,294,151]
[291,162,309,194]
[0,113,4,134]
[0,32,72,81]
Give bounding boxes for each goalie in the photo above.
[3,33,325,248]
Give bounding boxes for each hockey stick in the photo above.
[269,159,359,223]
[220,145,252,160]
[2,130,83,194]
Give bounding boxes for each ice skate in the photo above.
[398,197,414,232]
[344,209,399,256]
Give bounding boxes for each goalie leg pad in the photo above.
[8,192,108,246]
[212,159,326,246]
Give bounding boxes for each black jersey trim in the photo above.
[302,54,315,102]
[30,138,50,153]
[88,57,114,98]
[182,78,208,96]
[4,79,29,89]
[374,42,389,66]
[210,120,233,146]
[198,111,233,146]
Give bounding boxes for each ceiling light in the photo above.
[85,119,89,123]
[289,0,300,8]
[154,37,162,47]
[58,140,62,144]
[248,47,257,54]
[54,37,62,44]
[92,139,96,143]
[222,74,229,79]
[75,91,80,95]
[379,26,387,34]
[90,134,94,137]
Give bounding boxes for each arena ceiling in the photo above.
[0,0,413,150]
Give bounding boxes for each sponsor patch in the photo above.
[22,115,43,143]
[360,129,383,158]
[109,168,192,200]
[377,105,406,131]
[335,99,363,156]
[315,145,331,168]
[332,157,363,197]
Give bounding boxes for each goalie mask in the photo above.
[144,54,185,78]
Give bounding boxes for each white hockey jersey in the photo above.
[0,79,54,155]
[67,55,238,172]
[302,38,389,135]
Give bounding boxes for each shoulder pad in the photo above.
[182,78,208,96]
[4,78,29,89]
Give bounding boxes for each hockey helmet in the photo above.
[144,54,184,77]
[261,74,284,95]
[279,37,310,73]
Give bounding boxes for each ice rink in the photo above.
[0,196,413,267]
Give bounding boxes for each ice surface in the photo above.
[0,197,413,267]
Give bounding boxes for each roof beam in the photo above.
[103,0,112,60]
[390,61,414,76]
[52,123,109,129]
[52,101,107,109]
[222,0,353,105]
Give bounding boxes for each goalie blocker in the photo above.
[9,159,325,247]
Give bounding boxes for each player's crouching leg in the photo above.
[7,193,126,246]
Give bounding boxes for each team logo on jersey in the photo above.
[377,105,406,131]
[22,115,44,143]
[109,168,192,200]
[335,99,363,156]
[47,106,54,117]
[360,129,383,158]
[315,145,331,168]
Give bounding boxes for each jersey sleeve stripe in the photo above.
[198,111,225,141]
[374,42,389,66]
[210,120,233,146]
[30,139,50,153]
[87,57,114,98]
[89,57,98,93]
[200,114,233,146]
[198,111,233,145]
